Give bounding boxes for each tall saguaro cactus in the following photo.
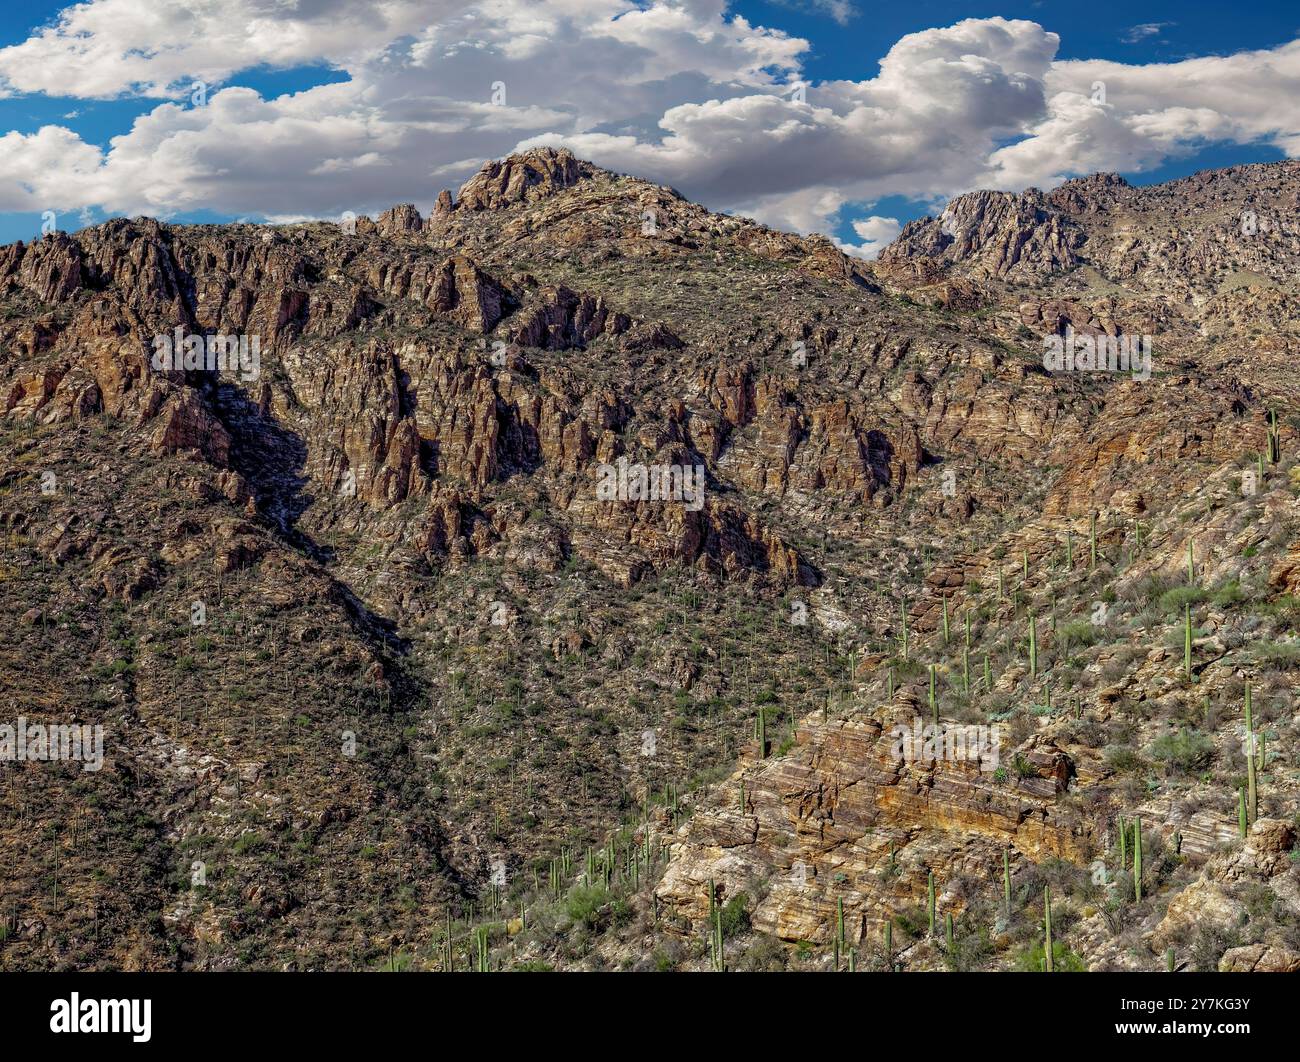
[1027,611,1038,678]
[927,871,936,936]
[1003,848,1012,919]
[1133,817,1143,903]
[1043,886,1054,972]
[1245,684,1257,825]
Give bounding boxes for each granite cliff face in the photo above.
[3,149,1300,971]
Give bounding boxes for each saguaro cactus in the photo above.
[1003,848,1012,918]
[1184,603,1193,681]
[1043,886,1053,972]
[1134,817,1143,902]
[1246,684,1257,824]
[1027,611,1038,678]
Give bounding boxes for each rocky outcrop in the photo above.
[455,147,592,211]
[376,203,424,236]
[427,255,507,333]
[880,189,1083,281]
[656,696,1087,946]
[510,285,630,350]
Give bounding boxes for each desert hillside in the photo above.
[2,148,1299,972]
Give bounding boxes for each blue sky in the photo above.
[0,1,1296,254]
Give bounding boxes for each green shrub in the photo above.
[1211,581,1245,608]
[566,885,610,930]
[1251,640,1300,668]
[1147,728,1215,774]
[1058,620,1100,654]
[1157,586,1208,615]
[720,892,751,938]
[1013,940,1086,971]
[1103,745,1143,773]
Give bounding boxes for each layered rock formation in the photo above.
[657,694,1087,946]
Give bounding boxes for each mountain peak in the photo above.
[453,146,596,212]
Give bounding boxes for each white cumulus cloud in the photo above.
[0,3,1296,247]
